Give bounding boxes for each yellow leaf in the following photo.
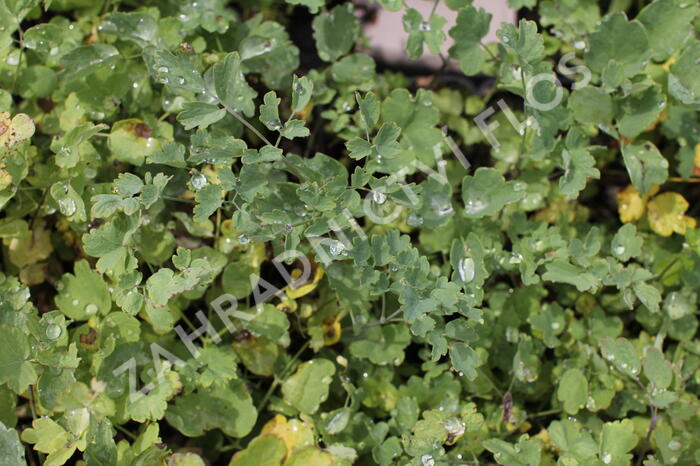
[616,185,645,223]
[662,57,677,73]
[259,415,314,460]
[322,315,341,346]
[0,112,35,153]
[0,164,11,190]
[285,265,324,299]
[647,192,696,236]
[5,221,53,267]
[20,263,48,286]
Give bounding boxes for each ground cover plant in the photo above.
[1,0,700,464]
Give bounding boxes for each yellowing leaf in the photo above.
[0,112,36,153]
[647,192,696,236]
[662,57,677,73]
[322,315,341,346]
[616,185,645,223]
[285,265,324,299]
[259,415,314,459]
[693,142,700,176]
[5,221,53,268]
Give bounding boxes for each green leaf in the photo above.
[50,180,87,222]
[542,260,598,291]
[177,102,226,130]
[585,12,649,79]
[497,19,544,65]
[348,325,411,365]
[281,119,310,139]
[99,12,159,48]
[402,8,447,59]
[633,281,661,313]
[611,224,642,262]
[291,75,313,112]
[356,91,379,131]
[449,342,480,380]
[616,84,665,139]
[669,41,700,105]
[166,381,257,438]
[145,47,205,93]
[557,368,588,414]
[147,142,187,168]
[285,0,324,13]
[600,338,641,377]
[21,417,77,466]
[0,326,37,394]
[193,184,222,223]
[568,86,613,126]
[637,0,698,61]
[55,260,112,320]
[331,53,376,83]
[228,435,286,466]
[483,436,542,466]
[642,347,673,390]
[559,148,600,198]
[461,167,526,218]
[282,358,335,414]
[59,44,121,81]
[312,4,359,62]
[621,141,668,195]
[448,6,491,75]
[212,52,257,117]
[0,422,25,466]
[259,91,281,132]
[599,420,638,466]
[168,452,206,466]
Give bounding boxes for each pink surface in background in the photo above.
[363,0,516,68]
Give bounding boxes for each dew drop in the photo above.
[668,440,681,451]
[407,212,423,226]
[371,190,386,204]
[157,66,169,74]
[237,234,250,245]
[45,324,61,340]
[421,454,435,466]
[602,452,612,464]
[464,197,487,215]
[614,245,625,256]
[191,173,208,190]
[458,257,475,283]
[84,303,98,315]
[418,21,431,32]
[329,240,345,256]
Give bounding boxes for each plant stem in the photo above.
[257,340,311,413]
[217,98,274,146]
[429,0,440,17]
[114,424,137,441]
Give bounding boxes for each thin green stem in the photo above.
[114,424,137,441]
[274,111,295,147]
[257,340,311,413]
[429,0,440,17]
[215,96,273,146]
[480,40,499,62]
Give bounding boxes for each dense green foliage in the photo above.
[1,0,700,464]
